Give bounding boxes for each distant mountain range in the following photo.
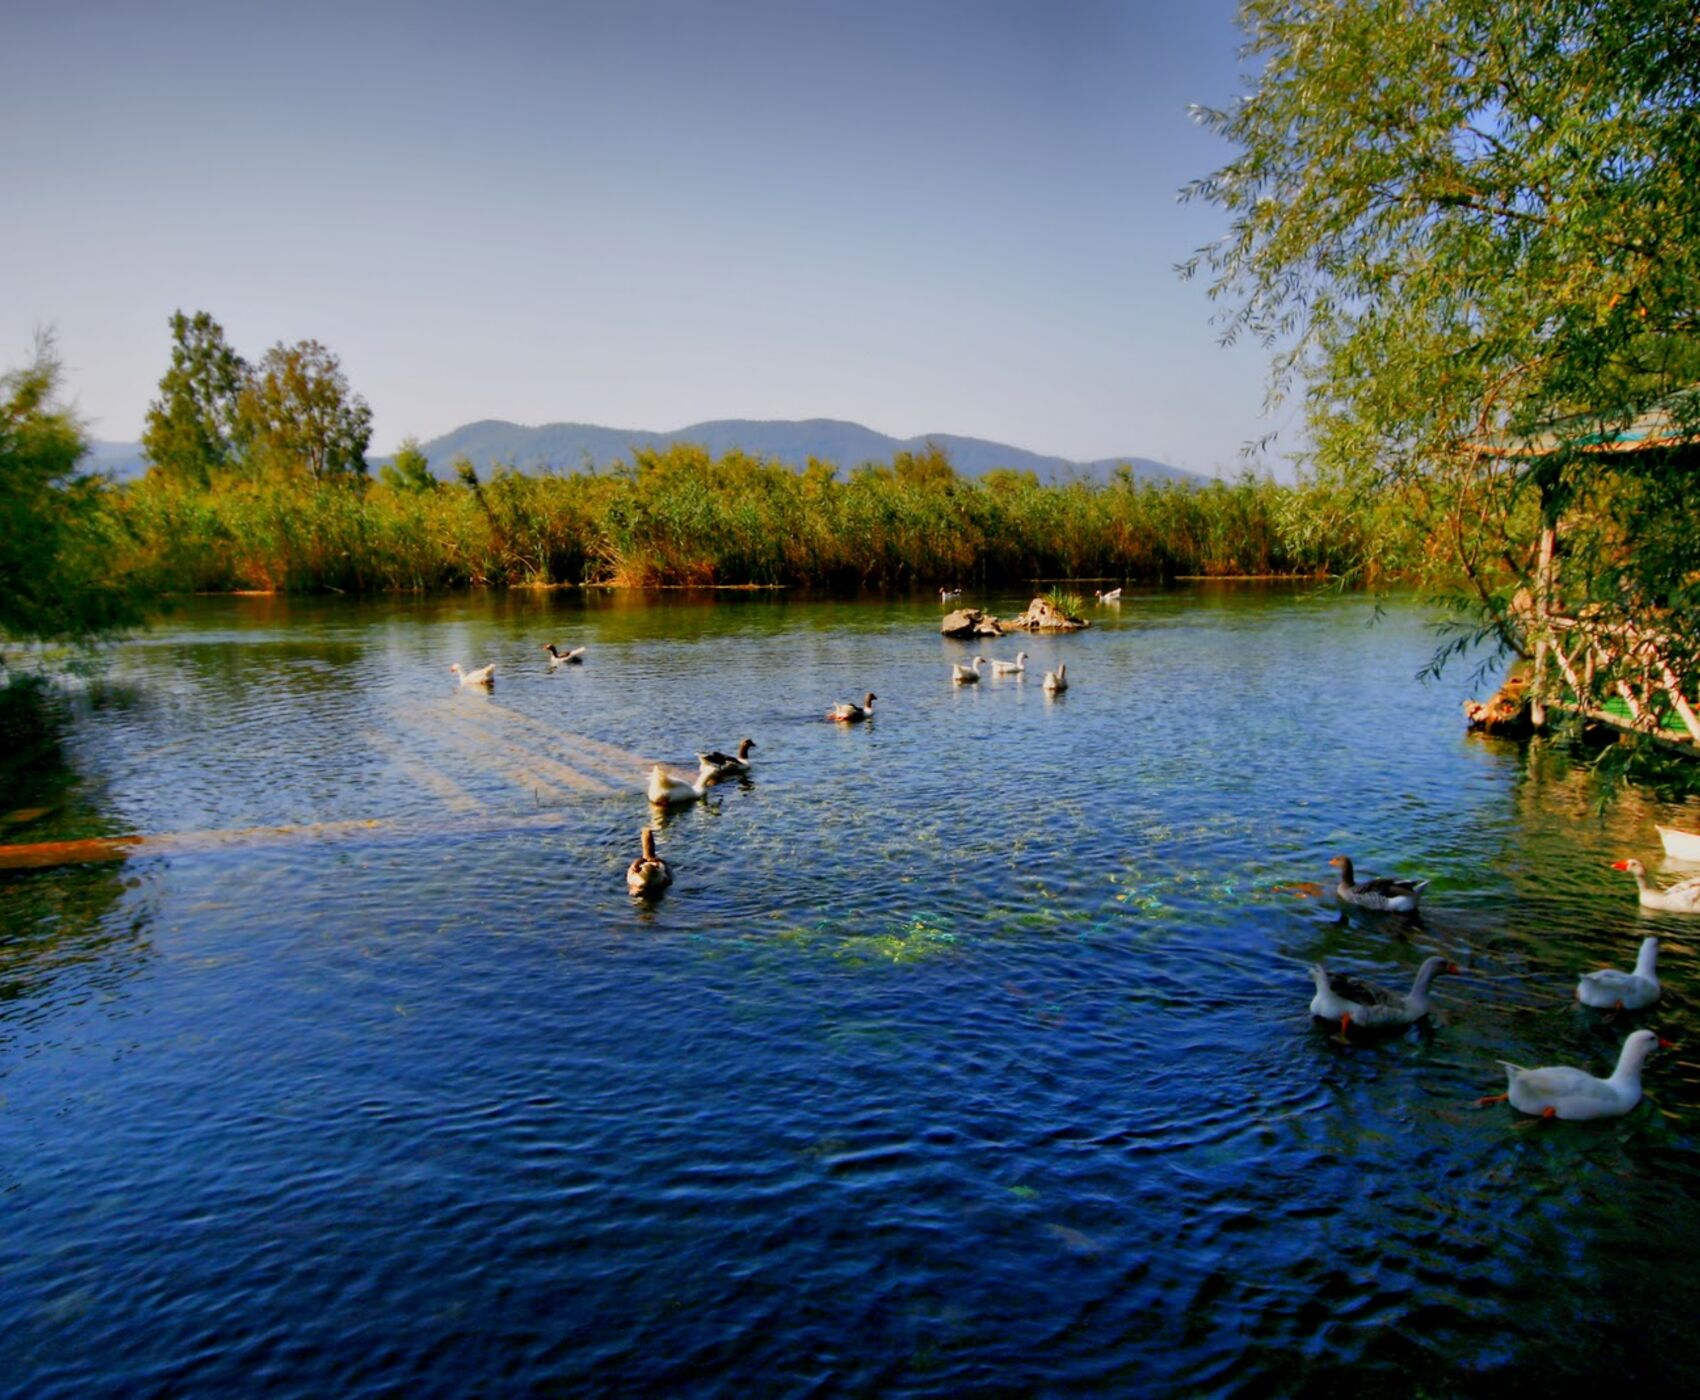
[413,418,1195,484]
[85,417,1196,485]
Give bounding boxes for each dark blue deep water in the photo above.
[4,587,1700,1396]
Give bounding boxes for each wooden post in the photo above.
[1529,521,1556,729]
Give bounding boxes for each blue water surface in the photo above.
[3,586,1699,1396]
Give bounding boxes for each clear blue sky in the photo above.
[1,0,1281,475]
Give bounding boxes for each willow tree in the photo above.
[1186,0,1700,697]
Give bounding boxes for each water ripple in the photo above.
[3,590,1699,1394]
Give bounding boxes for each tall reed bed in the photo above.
[109,444,1418,593]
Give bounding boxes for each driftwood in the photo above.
[940,598,1089,638]
[1463,671,1533,736]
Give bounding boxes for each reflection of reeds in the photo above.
[110,444,1419,594]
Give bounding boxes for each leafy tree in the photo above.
[0,339,139,641]
[236,339,373,482]
[140,310,248,488]
[1186,0,1700,677]
[379,437,436,492]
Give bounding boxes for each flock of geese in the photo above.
[633,599,1089,890]
[950,652,1068,692]
[1316,849,1700,1121]
[448,625,1075,899]
[454,621,1700,1126]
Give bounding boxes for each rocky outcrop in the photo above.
[939,598,1089,637]
[1004,597,1089,632]
[940,609,1006,639]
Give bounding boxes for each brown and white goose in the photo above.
[828,693,876,723]
[698,737,756,782]
[1308,955,1458,1036]
[1328,855,1429,913]
[626,827,672,896]
[543,643,586,666]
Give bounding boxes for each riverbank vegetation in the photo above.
[108,440,1419,594]
[0,309,1427,609]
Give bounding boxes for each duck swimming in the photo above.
[829,692,876,723]
[626,826,671,896]
[647,765,710,806]
[543,643,586,666]
[1481,1029,1672,1121]
[1577,936,1661,1010]
[1612,858,1700,913]
[1328,855,1429,913]
[697,737,755,782]
[1308,955,1458,1036]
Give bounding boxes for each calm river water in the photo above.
[4,587,1700,1396]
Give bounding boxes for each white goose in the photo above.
[990,651,1028,676]
[1095,587,1123,604]
[697,737,755,782]
[647,764,710,806]
[449,662,495,688]
[626,827,671,896]
[952,656,987,685]
[939,587,962,601]
[1308,955,1458,1036]
[1658,824,1700,862]
[1481,1029,1672,1121]
[828,692,876,723]
[1613,858,1700,913]
[1328,855,1429,913]
[1577,936,1661,1011]
[543,643,586,666]
[1042,663,1068,693]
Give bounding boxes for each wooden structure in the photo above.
[1470,402,1700,746]
[1533,609,1700,745]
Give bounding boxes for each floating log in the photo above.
[0,813,575,872]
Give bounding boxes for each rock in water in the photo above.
[941,608,1000,638]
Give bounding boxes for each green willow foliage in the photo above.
[110,442,1416,594]
[1186,0,1700,676]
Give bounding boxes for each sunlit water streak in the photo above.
[4,587,1700,1395]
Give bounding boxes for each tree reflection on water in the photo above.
[0,677,151,1022]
